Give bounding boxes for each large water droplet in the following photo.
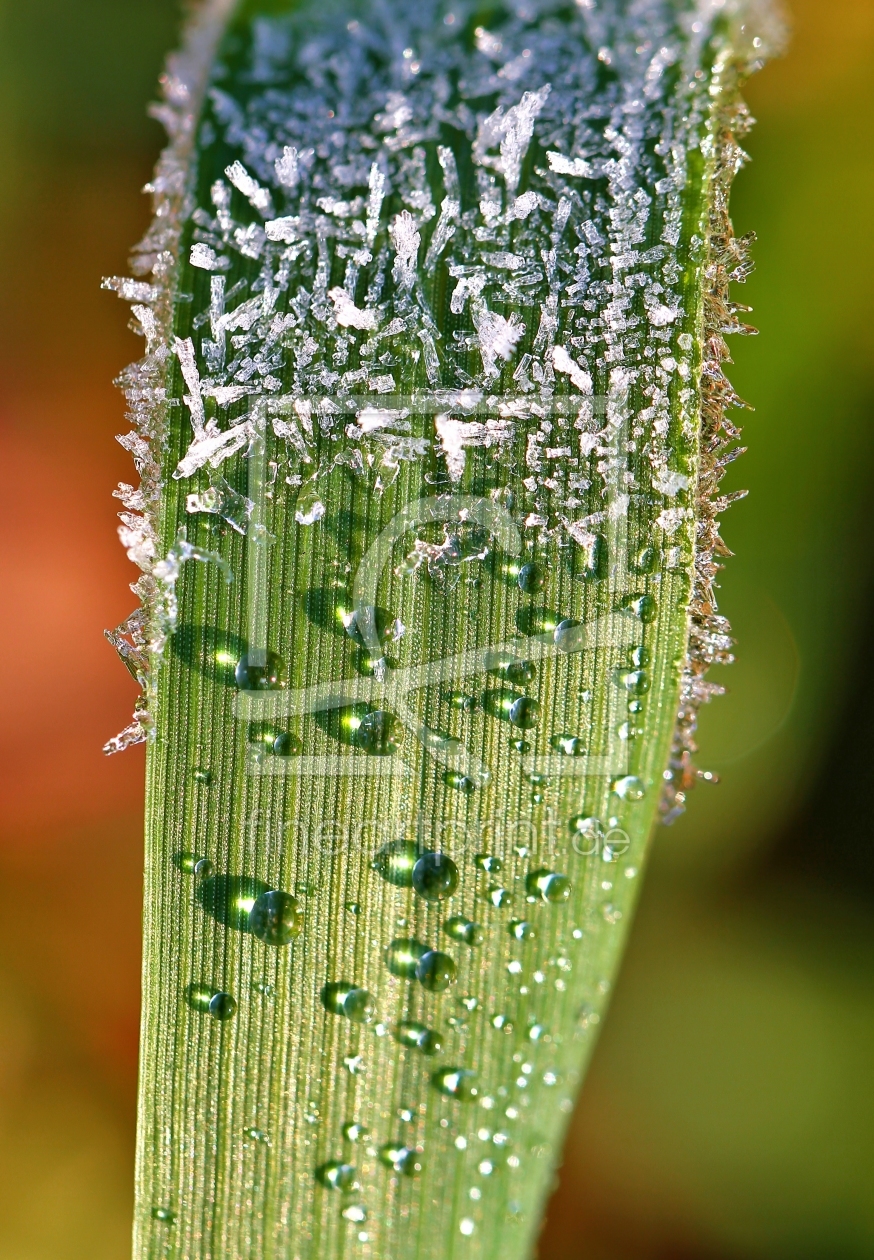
[235,651,285,691]
[384,938,428,979]
[321,982,376,1023]
[372,840,419,886]
[508,697,540,729]
[443,916,485,946]
[412,851,459,901]
[525,870,571,904]
[316,1161,357,1191]
[552,733,585,756]
[611,775,647,801]
[395,1021,443,1055]
[432,1067,478,1100]
[248,891,303,946]
[517,562,546,594]
[379,1143,422,1176]
[415,950,457,992]
[355,710,403,756]
[630,545,658,574]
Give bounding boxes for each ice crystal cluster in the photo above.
[102,0,778,1257]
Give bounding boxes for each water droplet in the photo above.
[551,733,585,756]
[432,1067,478,1100]
[517,562,545,594]
[631,545,658,574]
[342,1121,369,1143]
[193,768,213,785]
[174,852,205,875]
[508,697,540,729]
[355,710,403,756]
[272,731,301,756]
[254,980,274,997]
[184,983,237,1020]
[345,901,361,915]
[243,1127,270,1145]
[379,1143,422,1175]
[629,644,651,667]
[449,690,478,712]
[460,1217,476,1236]
[553,618,581,653]
[248,890,303,946]
[372,840,419,886]
[443,916,485,946]
[444,770,477,794]
[384,938,428,979]
[503,659,536,686]
[474,854,503,874]
[525,870,571,904]
[510,739,531,754]
[197,874,270,931]
[508,920,536,941]
[316,1161,357,1191]
[412,851,459,901]
[527,1023,546,1041]
[194,858,214,879]
[151,1207,175,1224]
[614,668,650,695]
[342,1203,368,1223]
[460,995,479,1011]
[570,815,604,854]
[487,886,511,908]
[321,982,376,1023]
[395,1021,443,1055]
[235,651,285,691]
[415,950,457,992]
[611,775,647,801]
[621,593,658,623]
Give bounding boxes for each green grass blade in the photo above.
[104,1,779,1256]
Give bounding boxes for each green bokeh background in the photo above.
[0,2,871,1257]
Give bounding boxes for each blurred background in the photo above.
[0,0,871,1256]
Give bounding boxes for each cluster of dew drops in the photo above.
[151,549,652,1238]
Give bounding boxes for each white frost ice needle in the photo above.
[329,287,379,330]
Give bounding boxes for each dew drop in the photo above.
[622,593,658,623]
[151,1207,175,1224]
[235,650,285,691]
[384,938,428,979]
[321,982,376,1023]
[508,919,536,941]
[372,840,419,886]
[379,1143,422,1176]
[629,644,651,667]
[553,618,581,653]
[316,1161,357,1191]
[503,659,536,686]
[460,1218,476,1236]
[614,668,650,695]
[443,916,485,946]
[415,949,457,992]
[631,545,658,574]
[355,710,403,756]
[474,854,503,874]
[517,562,545,594]
[449,690,478,712]
[395,1021,443,1055]
[194,858,214,879]
[432,1067,478,1100]
[525,870,571,904]
[444,770,477,794]
[570,815,604,851]
[248,890,303,946]
[174,852,205,875]
[611,775,647,801]
[243,1127,270,1145]
[342,1121,369,1143]
[342,1203,368,1223]
[193,768,213,785]
[551,733,585,756]
[345,901,361,915]
[184,983,237,1020]
[508,697,540,730]
[412,851,459,901]
[510,739,531,754]
[488,886,511,908]
[272,731,301,756]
